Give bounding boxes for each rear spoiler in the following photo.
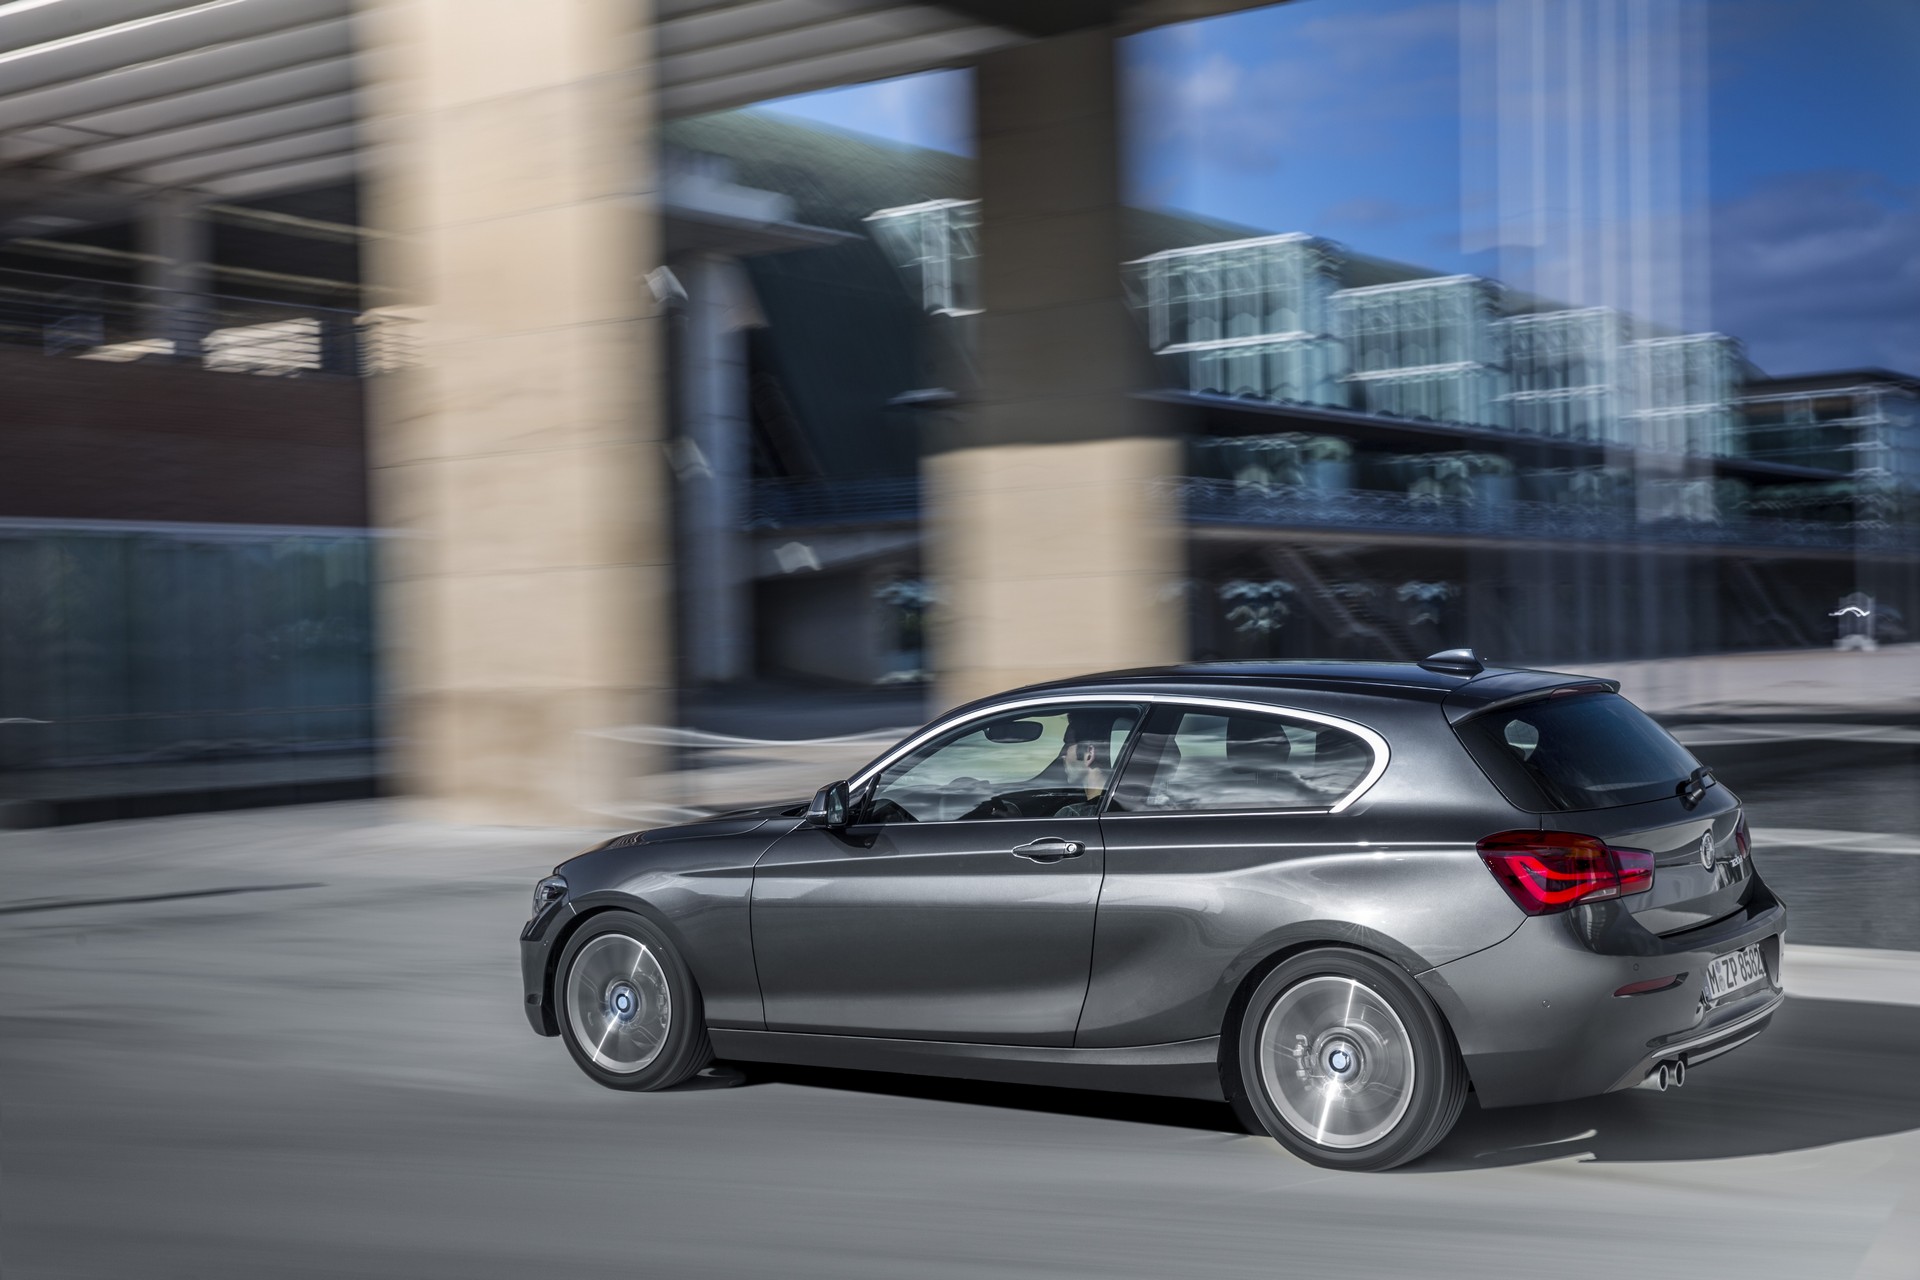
[1441,670,1620,724]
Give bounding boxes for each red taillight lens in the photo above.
[1478,830,1657,916]
[1734,813,1751,861]
[1613,846,1655,896]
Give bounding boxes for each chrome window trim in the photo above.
[849,692,1389,817]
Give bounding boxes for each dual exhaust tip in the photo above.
[1641,1057,1688,1091]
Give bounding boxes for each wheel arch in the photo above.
[539,895,691,1033]
[1214,930,1472,1107]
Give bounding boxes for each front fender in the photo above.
[522,824,790,1038]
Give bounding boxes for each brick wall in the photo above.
[0,347,367,526]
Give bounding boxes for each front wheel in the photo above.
[556,912,712,1091]
[1228,948,1466,1171]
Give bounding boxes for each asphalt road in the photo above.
[4,802,1920,1280]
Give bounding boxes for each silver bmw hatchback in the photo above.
[521,652,1787,1170]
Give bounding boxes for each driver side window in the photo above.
[866,704,1141,823]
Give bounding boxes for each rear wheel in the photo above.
[556,912,712,1091]
[1228,947,1466,1171]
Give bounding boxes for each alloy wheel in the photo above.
[1256,974,1417,1150]
[565,932,672,1074]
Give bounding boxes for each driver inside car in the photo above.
[868,707,1137,822]
[1052,717,1113,817]
[960,712,1119,820]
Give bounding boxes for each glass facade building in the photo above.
[1130,234,1345,407]
[864,198,981,317]
[855,189,1917,664]
[1333,275,1506,429]
[1130,241,1750,462]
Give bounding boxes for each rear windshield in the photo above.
[1458,691,1701,811]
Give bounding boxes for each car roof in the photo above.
[996,659,1615,713]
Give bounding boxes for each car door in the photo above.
[1076,700,1387,1047]
[751,701,1143,1045]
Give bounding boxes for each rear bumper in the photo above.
[1600,993,1779,1093]
[1419,883,1787,1109]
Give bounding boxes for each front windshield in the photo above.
[866,705,1140,822]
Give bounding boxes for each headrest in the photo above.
[1226,717,1292,772]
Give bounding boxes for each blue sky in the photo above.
[751,0,1918,375]
[748,71,972,155]
[1123,0,1464,263]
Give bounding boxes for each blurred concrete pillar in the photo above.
[675,253,753,685]
[137,192,211,362]
[357,0,669,824]
[929,28,1183,709]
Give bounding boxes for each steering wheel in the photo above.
[957,794,1023,821]
[866,797,917,824]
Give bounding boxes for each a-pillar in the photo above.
[137,191,211,362]
[674,253,753,685]
[357,0,671,825]
[929,28,1183,709]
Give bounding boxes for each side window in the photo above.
[1503,720,1540,760]
[866,704,1141,822]
[1108,705,1374,814]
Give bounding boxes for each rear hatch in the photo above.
[1450,684,1752,935]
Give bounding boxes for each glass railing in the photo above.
[742,475,1912,553]
[746,477,923,528]
[1170,477,1904,551]
[0,267,413,378]
[0,519,379,769]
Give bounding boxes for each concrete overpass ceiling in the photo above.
[0,20,353,138]
[0,0,358,233]
[0,0,1286,238]
[656,0,1026,118]
[922,1,1128,36]
[653,0,1293,118]
[0,0,346,93]
[929,1,1294,36]
[0,0,1025,232]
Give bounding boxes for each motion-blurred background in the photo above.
[1,0,1916,831]
[5,5,1920,1277]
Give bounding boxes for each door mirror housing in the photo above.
[806,780,851,829]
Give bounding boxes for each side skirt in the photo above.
[707,1029,1226,1102]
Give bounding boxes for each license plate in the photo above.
[1705,943,1767,1000]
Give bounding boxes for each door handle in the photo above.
[1011,838,1085,863]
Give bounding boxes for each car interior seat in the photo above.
[1307,728,1371,798]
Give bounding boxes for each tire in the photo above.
[555,912,712,1091]
[1226,947,1467,1171]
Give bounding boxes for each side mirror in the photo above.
[805,780,851,829]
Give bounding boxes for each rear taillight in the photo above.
[1734,813,1751,861]
[1477,830,1656,916]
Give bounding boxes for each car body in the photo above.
[521,654,1787,1169]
